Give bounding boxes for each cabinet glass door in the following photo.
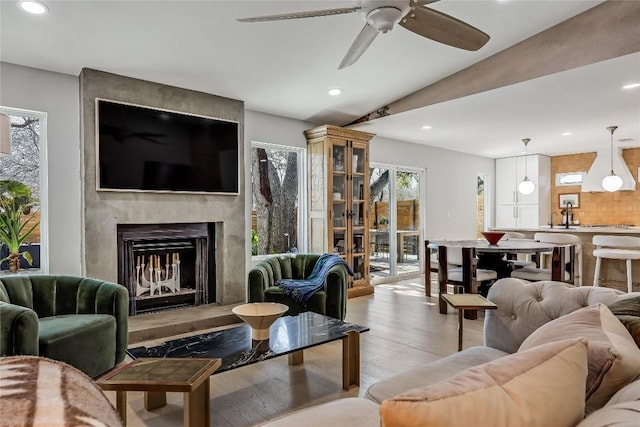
[350,143,368,283]
[331,144,347,258]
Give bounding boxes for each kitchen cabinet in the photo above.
[495,155,550,229]
[304,125,375,298]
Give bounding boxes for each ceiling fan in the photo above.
[237,0,490,69]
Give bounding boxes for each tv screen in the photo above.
[96,99,239,194]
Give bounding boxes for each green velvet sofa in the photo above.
[0,275,129,378]
[248,254,349,320]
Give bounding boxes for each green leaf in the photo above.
[21,251,33,266]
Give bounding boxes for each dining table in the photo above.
[426,239,571,316]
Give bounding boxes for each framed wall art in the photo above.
[559,193,579,209]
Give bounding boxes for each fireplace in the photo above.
[117,223,216,315]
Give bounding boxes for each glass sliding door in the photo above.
[395,170,421,275]
[369,164,424,282]
[369,167,390,279]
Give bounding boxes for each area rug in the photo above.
[0,356,122,427]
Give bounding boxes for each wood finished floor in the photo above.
[107,277,485,426]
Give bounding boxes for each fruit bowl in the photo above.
[482,231,505,245]
[232,302,289,340]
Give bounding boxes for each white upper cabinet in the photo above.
[495,155,550,228]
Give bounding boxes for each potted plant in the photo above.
[0,180,40,272]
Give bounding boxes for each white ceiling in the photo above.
[1,0,638,158]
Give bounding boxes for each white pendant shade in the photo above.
[601,125,622,192]
[602,173,623,192]
[518,177,535,195]
[0,113,11,156]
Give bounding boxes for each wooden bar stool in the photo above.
[593,235,640,293]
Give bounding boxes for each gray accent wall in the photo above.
[80,69,246,304]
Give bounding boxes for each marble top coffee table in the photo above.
[128,311,369,390]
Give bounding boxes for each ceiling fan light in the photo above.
[602,173,623,192]
[518,177,535,195]
[366,7,402,33]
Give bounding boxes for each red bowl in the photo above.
[482,231,505,245]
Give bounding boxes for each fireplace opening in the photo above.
[117,223,215,315]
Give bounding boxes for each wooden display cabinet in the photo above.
[304,125,375,298]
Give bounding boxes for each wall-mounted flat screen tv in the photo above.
[96,99,239,194]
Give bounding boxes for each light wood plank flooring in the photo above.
[106,277,486,426]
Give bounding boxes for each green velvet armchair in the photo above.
[248,254,349,320]
[0,275,129,378]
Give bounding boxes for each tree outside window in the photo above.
[0,115,40,196]
[250,144,301,256]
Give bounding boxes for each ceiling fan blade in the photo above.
[338,24,379,70]
[399,4,489,51]
[237,6,360,23]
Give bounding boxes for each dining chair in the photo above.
[500,231,536,269]
[431,243,498,320]
[510,232,581,285]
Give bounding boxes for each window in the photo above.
[0,110,43,271]
[556,172,585,186]
[250,142,306,257]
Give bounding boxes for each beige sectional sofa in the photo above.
[261,279,640,427]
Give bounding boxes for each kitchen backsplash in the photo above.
[551,148,640,226]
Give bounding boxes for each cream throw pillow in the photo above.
[519,303,640,413]
[380,339,588,427]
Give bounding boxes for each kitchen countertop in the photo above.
[495,226,640,234]
[492,226,640,291]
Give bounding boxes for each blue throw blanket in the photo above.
[276,254,354,306]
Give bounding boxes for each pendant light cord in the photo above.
[522,138,530,177]
[607,126,617,174]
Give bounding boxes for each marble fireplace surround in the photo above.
[80,68,246,306]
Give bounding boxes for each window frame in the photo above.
[250,141,307,259]
[555,171,586,186]
[0,106,48,273]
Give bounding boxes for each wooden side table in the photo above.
[441,294,497,351]
[97,358,221,427]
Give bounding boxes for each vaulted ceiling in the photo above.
[1,0,638,157]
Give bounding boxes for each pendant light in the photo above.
[0,113,11,156]
[518,138,535,195]
[601,125,623,192]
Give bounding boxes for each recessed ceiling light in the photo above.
[18,0,48,14]
[421,125,432,130]
[622,82,640,90]
[562,132,573,136]
[328,88,342,96]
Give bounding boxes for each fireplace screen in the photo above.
[117,223,215,315]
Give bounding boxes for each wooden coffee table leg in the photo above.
[116,391,127,426]
[288,350,304,366]
[184,379,209,427]
[145,391,167,410]
[457,309,464,352]
[342,330,361,390]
